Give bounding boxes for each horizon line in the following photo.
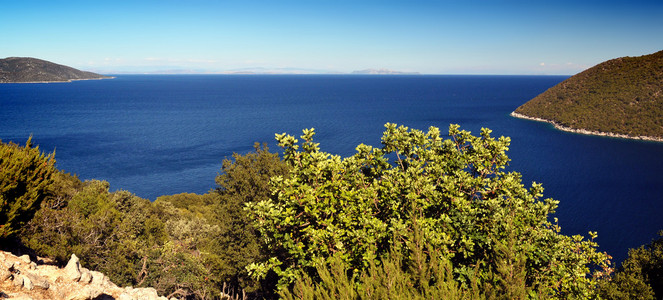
[92,71,574,76]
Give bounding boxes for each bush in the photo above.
[247,123,611,298]
[280,222,485,300]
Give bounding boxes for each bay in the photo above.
[1,74,662,263]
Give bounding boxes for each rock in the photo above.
[65,285,103,300]
[90,270,119,291]
[79,267,92,284]
[13,273,24,286]
[21,274,34,290]
[0,265,11,281]
[8,295,35,300]
[120,287,162,300]
[5,260,17,270]
[64,254,82,282]
[19,254,31,264]
[90,270,105,285]
[24,272,49,290]
[0,250,168,300]
[36,264,60,283]
[118,293,133,300]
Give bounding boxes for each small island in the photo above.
[0,57,112,83]
[512,50,663,141]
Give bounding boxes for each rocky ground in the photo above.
[0,250,172,300]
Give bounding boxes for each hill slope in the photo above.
[0,57,111,83]
[513,50,663,140]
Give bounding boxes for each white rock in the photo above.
[13,274,24,286]
[79,267,93,284]
[19,254,31,264]
[25,272,50,290]
[90,270,106,285]
[64,254,82,282]
[0,266,11,281]
[123,287,160,300]
[21,274,34,290]
[65,285,103,300]
[118,293,133,300]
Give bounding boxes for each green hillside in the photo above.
[514,50,663,139]
[0,57,111,83]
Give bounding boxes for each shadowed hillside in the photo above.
[0,57,111,83]
[514,50,663,140]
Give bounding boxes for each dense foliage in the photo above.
[599,231,663,300]
[0,137,56,238]
[247,124,612,298]
[3,126,663,299]
[18,142,287,299]
[22,177,173,291]
[280,226,485,300]
[515,50,663,138]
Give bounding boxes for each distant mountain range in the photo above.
[0,57,112,83]
[513,50,663,141]
[351,68,420,75]
[87,66,420,75]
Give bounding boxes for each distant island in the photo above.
[0,57,112,83]
[100,67,420,75]
[351,68,420,75]
[512,50,663,142]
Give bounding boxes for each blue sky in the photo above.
[2,0,662,74]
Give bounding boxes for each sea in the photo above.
[1,74,662,263]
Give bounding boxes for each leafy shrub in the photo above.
[247,123,611,298]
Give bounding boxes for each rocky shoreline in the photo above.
[0,251,171,300]
[2,77,115,84]
[510,112,663,143]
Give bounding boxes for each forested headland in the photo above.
[2,125,663,299]
[0,57,111,83]
[514,50,663,141]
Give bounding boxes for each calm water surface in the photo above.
[1,75,662,262]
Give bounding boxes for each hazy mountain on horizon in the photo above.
[85,66,419,75]
[351,68,420,75]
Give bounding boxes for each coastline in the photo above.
[510,111,663,143]
[0,76,114,84]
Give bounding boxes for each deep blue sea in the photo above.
[1,75,662,263]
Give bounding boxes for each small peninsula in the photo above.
[512,50,663,141]
[0,57,112,83]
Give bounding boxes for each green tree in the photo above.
[0,137,56,238]
[247,123,611,298]
[599,231,663,300]
[150,143,289,297]
[212,142,290,295]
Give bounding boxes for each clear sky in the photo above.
[2,0,662,75]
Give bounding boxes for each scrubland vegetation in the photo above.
[2,124,662,299]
